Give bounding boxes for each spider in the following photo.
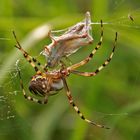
[42,11,93,68]
[13,19,117,129]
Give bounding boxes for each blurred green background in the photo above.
[0,0,140,140]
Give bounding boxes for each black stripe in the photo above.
[112,47,115,52]
[103,63,106,66]
[38,100,42,104]
[107,58,111,62]
[32,58,37,62]
[115,32,118,41]
[89,53,93,57]
[95,69,99,73]
[81,115,85,120]
[77,110,80,114]
[95,47,98,50]
[101,20,103,27]
[37,62,41,65]
[101,31,103,36]
[72,103,75,107]
[24,53,28,58]
[98,41,102,46]
[35,66,38,71]
[24,95,27,98]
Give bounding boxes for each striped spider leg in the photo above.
[67,19,103,71]
[43,17,103,70]
[42,11,94,68]
[68,32,118,76]
[61,32,117,129]
[16,64,48,104]
[62,77,109,129]
[13,31,47,72]
[13,32,110,128]
[13,31,49,103]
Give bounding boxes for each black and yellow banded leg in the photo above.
[71,32,118,77]
[13,31,47,72]
[16,65,48,104]
[62,77,109,129]
[67,20,103,71]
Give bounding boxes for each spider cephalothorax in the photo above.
[42,11,93,68]
[13,11,118,129]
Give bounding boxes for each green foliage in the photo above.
[0,0,140,140]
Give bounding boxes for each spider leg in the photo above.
[16,65,48,104]
[62,77,109,129]
[71,32,118,77]
[67,20,103,71]
[13,31,47,72]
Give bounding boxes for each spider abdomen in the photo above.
[29,76,63,97]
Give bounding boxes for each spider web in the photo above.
[0,63,20,135]
[0,3,140,136]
